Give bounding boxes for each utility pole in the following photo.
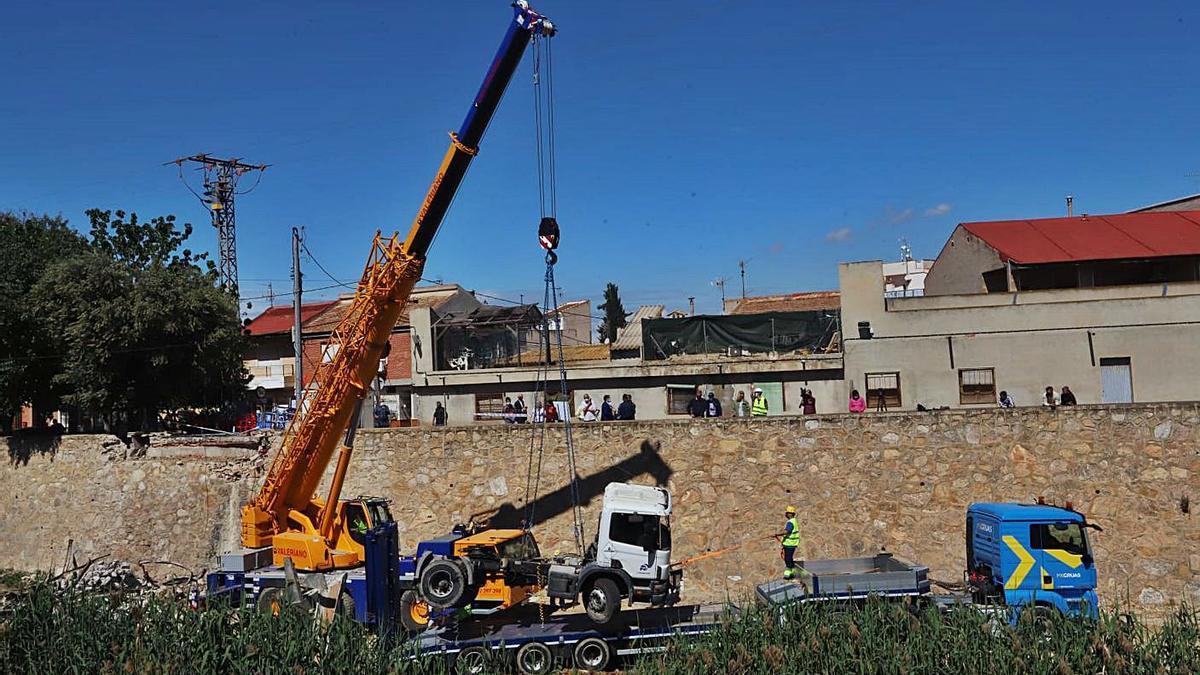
[738,260,747,300]
[292,227,304,408]
[712,277,727,313]
[168,154,268,297]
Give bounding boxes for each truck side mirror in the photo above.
[1082,552,1094,567]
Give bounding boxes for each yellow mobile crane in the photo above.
[240,2,557,573]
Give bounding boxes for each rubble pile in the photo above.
[72,560,147,593]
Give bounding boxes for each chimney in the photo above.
[1066,195,1074,217]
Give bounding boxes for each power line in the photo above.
[302,241,356,291]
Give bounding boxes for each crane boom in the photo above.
[241,2,556,571]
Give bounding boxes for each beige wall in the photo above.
[840,261,1200,409]
[923,225,1008,296]
[3,404,1197,615]
[412,377,846,426]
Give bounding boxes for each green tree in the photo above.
[32,209,246,432]
[0,212,88,429]
[596,282,630,344]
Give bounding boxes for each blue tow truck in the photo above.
[757,500,1100,621]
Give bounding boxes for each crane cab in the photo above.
[270,496,395,570]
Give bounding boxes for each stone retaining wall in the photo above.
[3,403,1197,613]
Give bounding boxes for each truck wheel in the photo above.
[256,587,284,616]
[400,590,430,632]
[573,637,612,670]
[336,591,356,621]
[454,646,491,675]
[584,577,621,625]
[420,558,469,609]
[515,641,554,675]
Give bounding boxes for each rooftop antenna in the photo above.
[899,238,913,262]
[738,259,748,299]
[712,277,727,313]
[688,296,696,316]
[1066,195,1074,217]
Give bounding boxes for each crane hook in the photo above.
[538,216,560,265]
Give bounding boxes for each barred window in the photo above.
[865,372,901,410]
[959,368,996,405]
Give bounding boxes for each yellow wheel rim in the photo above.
[410,600,430,625]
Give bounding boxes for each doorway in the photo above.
[1099,357,1133,404]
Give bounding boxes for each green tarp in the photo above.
[642,311,837,360]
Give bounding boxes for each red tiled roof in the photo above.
[960,211,1200,265]
[729,291,840,315]
[245,301,336,336]
[545,299,589,316]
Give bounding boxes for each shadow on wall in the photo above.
[6,433,62,467]
[482,439,674,530]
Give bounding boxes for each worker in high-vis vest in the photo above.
[778,505,802,579]
[751,388,768,417]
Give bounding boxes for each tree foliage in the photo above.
[597,282,631,344]
[0,213,88,425]
[1,209,246,432]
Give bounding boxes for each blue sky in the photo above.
[3,1,1198,317]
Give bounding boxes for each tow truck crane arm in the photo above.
[241,2,556,571]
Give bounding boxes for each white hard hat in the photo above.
[754,387,763,393]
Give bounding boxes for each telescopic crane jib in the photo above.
[240,2,556,571]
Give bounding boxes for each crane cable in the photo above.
[523,32,584,555]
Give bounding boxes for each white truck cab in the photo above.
[547,482,681,624]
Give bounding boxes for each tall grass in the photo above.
[2,583,1197,674]
[0,583,445,675]
[637,598,1200,674]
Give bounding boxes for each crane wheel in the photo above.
[420,558,470,609]
[515,641,554,675]
[584,577,621,625]
[400,589,431,632]
[573,637,612,671]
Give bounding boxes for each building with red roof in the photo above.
[924,211,1200,295]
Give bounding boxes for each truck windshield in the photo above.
[1031,522,1089,557]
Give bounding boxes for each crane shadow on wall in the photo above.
[482,439,673,530]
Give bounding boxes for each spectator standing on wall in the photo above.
[503,397,515,423]
[512,395,527,423]
[1060,386,1077,406]
[617,393,636,420]
[600,394,616,421]
[751,388,768,417]
[733,391,750,418]
[801,388,817,415]
[578,394,599,422]
[705,392,723,417]
[848,390,866,414]
[373,401,391,428]
[688,390,707,418]
[1043,386,1059,407]
[543,400,559,423]
[433,402,448,427]
[998,390,1016,408]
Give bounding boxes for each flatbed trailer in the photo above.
[410,603,736,674]
[755,552,931,607]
